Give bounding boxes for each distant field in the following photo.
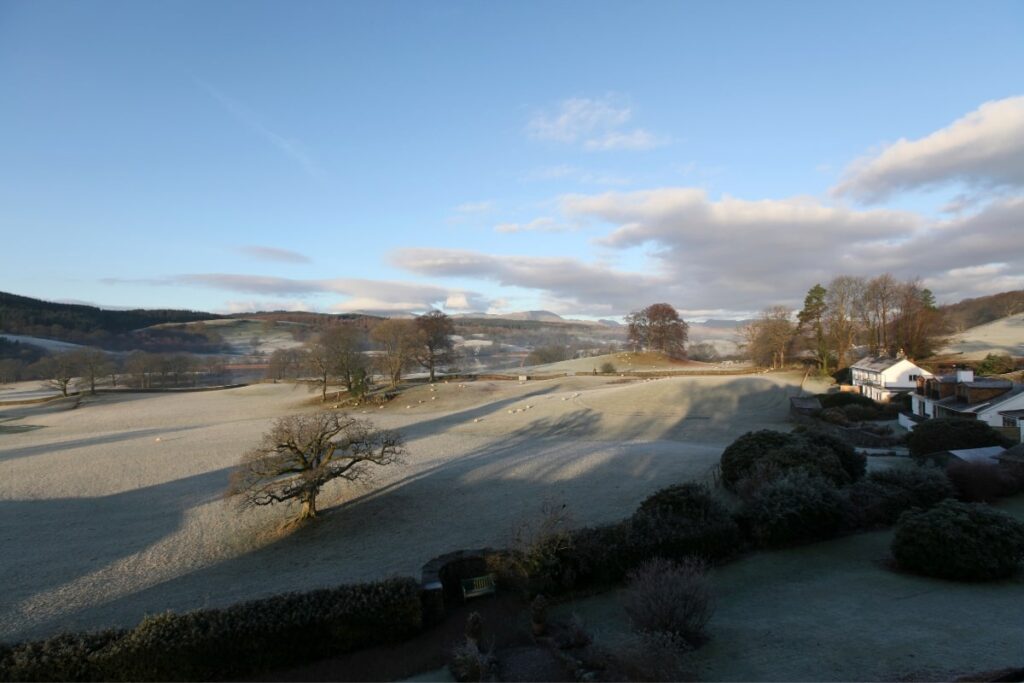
[524,350,752,375]
[936,312,1024,360]
[0,372,824,641]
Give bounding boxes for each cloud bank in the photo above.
[833,95,1024,203]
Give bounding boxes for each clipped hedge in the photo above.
[0,578,423,682]
[742,472,846,548]
[892,500,1024,581]
[628,483,741,562]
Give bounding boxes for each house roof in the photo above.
[936,385,1024,414]
[997,443,1024,465]
[850,356,929,373]
[999,409,1024,418]
[946,446,1006,463]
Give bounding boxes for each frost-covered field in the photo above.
[0,372,821,641]
[937,312,1024,359]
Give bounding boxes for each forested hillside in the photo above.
[0,291,222,351]
[939,290,1024,332]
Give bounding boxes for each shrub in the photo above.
[907,418,1011,463]
[570,523,631,587]
[0,629,125,682]
[891,500,1024,581]
[868,466,954,509]
[842,404,880,422]
[946,461,1022,502]
[843,480,914,529]
[799,430,866,482]
[719,430,796,490]
[505,501,577,596]
[819,407,850,425]
[720,430,861,492]
[608,631,693,682]
[742,472,846,547]
[599,361,617,374]
[106,578,421,680]
[628,484,741,562]
[622,557,713,647]
[977,353,1015,376]
[448,640,495,682]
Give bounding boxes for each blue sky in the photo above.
[2,0,1023,319]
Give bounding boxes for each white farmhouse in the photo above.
[850,357,932,403]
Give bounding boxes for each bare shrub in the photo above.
[503,501,576,595]
[610,631,694,682]
[622,557,713,647]
[448,639,495,682]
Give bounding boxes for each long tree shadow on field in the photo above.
[14,378,802,640]
[0,466,233,636]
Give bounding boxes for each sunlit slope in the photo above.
[936,312,1024,360]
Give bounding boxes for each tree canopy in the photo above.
[227,412,405,521]
[626,303,689,358]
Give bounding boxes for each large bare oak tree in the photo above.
[227,411,404,521]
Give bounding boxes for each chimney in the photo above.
[955,368,974,383]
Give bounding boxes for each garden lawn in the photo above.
[553,496,1024,682]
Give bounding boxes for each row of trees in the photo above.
[740,274,941,371]
[272,311,458,401]
[1,349,231,395]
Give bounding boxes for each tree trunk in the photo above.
[300,493,317,519]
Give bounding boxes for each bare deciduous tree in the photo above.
[739,306,794,369]
[38,352,78,396]
[372,319,422,388]
[227,411,405,521]
[415,310,455,382]
[824,276,863,369]
[71,348,112,395]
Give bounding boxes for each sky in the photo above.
[1,0,1023,320]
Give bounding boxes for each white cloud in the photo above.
[833,95,1024,203]
[524,165,631,186]
[101,273,490,314]
[237,245,311,264]
[494,217,569,233]
[454,200,495,214]
[391,247,677,316]
[583,129,664,152]
[526,95,667,152]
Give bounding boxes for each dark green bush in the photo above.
[1,578,423,682]
[721,430,855,493]
[843,480,914,528]
[842,404,880,422]
[976,353,1015,376]
[868,466,954,509]
[799,430,866,481]
[891,500,1024,581]
[719,430,797,490]
[907,418,1012,463]
[0,630,125,682]
[569,522,632,587]
[628,483,741,562]
[819,407,850,425]
[742,472,846,548]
